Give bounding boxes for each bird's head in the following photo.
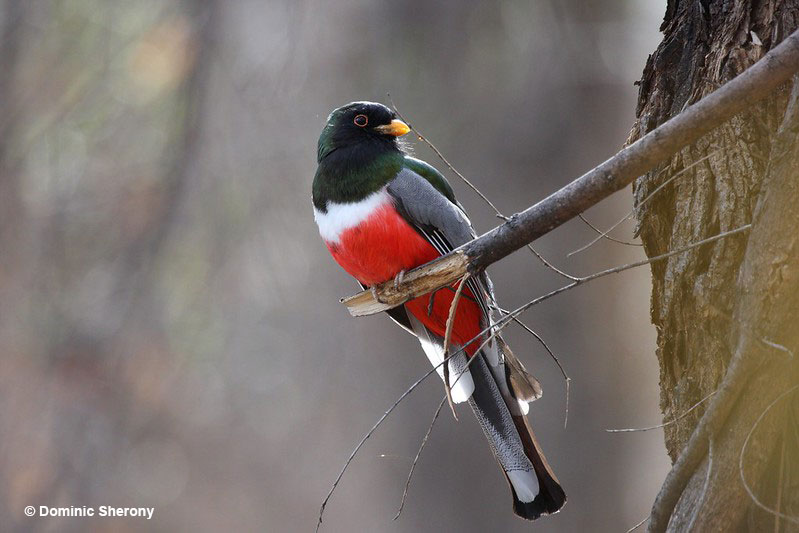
[317,101,410,162]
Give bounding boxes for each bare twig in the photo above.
[567,213,634,258]
[607,390,717,433]
[564,376,571,429]
[388,94,503,215]
[739,384,799,525]
[647,344,752,532]
[348,32,799,316]
[388,95,579,282]
[491,304,571,427]
[490,305,569,381]
[635,151,720,212]
[316,365,440,533]
[394,395,447,520]
[567,152,718,258]
[578,214,641,246]
[525,242,580,281]
[442,274,470,420]
[497,213,580,281]
[495,226,752,331]
[626,515,650,533]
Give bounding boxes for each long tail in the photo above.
[406,312,565,518]
[468,351,566,520]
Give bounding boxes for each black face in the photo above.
[321,101,399,152]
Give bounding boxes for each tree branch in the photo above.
[342,29,799,317]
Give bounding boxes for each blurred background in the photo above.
[0,1,671,531]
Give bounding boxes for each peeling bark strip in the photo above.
[343,29,799,317]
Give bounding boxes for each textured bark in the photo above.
[629,1,799,531]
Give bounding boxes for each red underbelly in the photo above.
[327,205,484,355]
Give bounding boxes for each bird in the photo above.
[312,101,566,520]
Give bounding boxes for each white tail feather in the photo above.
[507,469,539,502]
[407,314,474,403]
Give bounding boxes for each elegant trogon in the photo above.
[312,101,566,520]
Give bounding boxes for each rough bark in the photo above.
[629,1,799,531]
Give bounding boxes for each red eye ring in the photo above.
[354,114,368,127]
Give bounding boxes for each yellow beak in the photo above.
[374,119,410,137]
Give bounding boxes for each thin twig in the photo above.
[739,384,799,525]
[498,213,580,281]
[567,213,633,257]
[316,365,440,533]
[442,274,470,420]
[388,94,502,215]
[578,214,641,246]
[491,304,571,427]
[394,395,447,520]
[567,152,718,258]
[626,515,650,533]
[712,307,795,361]
[492,307,569,381]
[564,377,571,429]
[527,244,581,281]
[388,94,579,282]
[497,225,752,332]
[607,390,717,433]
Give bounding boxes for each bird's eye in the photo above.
[354,114,368,127]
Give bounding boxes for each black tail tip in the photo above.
[512,486,566,521]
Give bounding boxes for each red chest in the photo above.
[326,205,438,286]
[320,199,484,355]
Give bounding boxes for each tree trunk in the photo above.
[629,1,799,531]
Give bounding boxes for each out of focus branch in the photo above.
[342,29,799,317]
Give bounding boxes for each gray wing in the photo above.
[386,167,495,322]
[388,169,559,510]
